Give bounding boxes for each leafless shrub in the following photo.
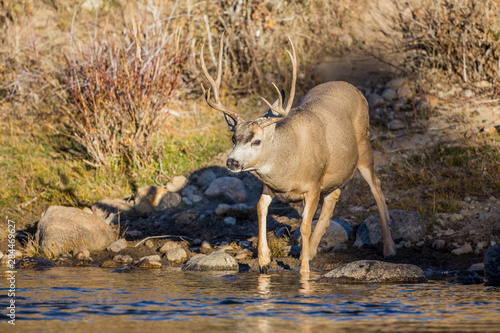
[395,0,500,84]
[63,5,193,168]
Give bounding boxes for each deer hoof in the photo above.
[259,264,271,274]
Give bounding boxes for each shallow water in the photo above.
[2,267,500,332]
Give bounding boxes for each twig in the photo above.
[134,235,193,247]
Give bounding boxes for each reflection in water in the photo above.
[1,267,500,332]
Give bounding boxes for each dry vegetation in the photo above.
[0,0,499,232]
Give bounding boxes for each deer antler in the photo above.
[259,36,297,128]
[200,32,245,125]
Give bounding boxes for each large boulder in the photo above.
[204,177,247,203]
[484,244,500,286]
[182,251,239,271]
[319,260,427,283]
[354,210,426,248]
[35,206,117,256]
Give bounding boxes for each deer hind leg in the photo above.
[299,191,321,274]
[357,140,396,257]
[257,186,274,274]
[308,188,341,259]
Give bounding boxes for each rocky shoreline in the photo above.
[2,165,499,286]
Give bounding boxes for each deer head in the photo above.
[200,33,297,172]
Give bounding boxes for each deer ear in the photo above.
[265,90,286,118]
[223,113,237,132]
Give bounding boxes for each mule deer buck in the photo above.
[200,34,396,273]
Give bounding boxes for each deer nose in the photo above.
[226,158,240,170]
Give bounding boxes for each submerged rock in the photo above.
[484,244,500,286]
[35,206,117,256]
[182,251,239,271]
[15,257,55,269]
[319,260,427,283]
[354,210,426,248]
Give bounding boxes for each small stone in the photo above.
[136,260,162,269]
[416,241,425,247]
[403,233,419,243]
[224,217,237,226]
[350,206,365,213]
[396,86,412,99]
[332,243,348,252]
[462,243,473,254]
[476,241,488,251]
[396,240,406,249]
[404,241,412,248]
[235,249,252,260]
[166,176,188,192]
[201,241,212,253]
[218,245,233,253]
[73,246,90,260]
[388,119,406,130]
[449,214,464,222]
[238,241,252,248]
[134,186,169,213]
[192,239,202,246]
[451,248,465,255]
[166,248,187,262]
[432,239,446,249]
[126,230,143,238]
[113,254,133,264]
[182,197,193,206]
[144,240,154,248]
[385,78,408,90]
[139,255,161,263]
[107,239,128,253]
[478,213,491,222]
[382,89,397,101]
[443,229,455,236]
[197,170,217,188]
[368,93,385,108]
[463,89,474,98]
[159,241,181,254]
[158,192,182,210]
[436,219,446,228]
[469,263,484,273]
[191,195,203,204]
[469,229,476,235]
[464,197,472,202]
[182,251,239,271]
[215,204,232,216]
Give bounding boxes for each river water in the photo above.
[2,267,500,332]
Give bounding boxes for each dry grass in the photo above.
[395,0,500,84]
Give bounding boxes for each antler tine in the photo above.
[200,32,244,124]
[261,82,284,116]
[284,36,297,115]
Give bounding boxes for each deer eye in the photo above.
[251,139,261,147]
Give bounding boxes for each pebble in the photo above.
[113,254,133,264]
[396,86,412,99]
[368,93,385,108]
[205,177,248,203]
[166,176,188,192]
[382,89,397,101]
[159,241,181,254]
[107,238,128,253]
[404,241,412,248]
[463,89,474,98]
[469,263,484,273]
[234,249,252,260]
[436,219,446,228]
[449,214,463,222]
[452,243,473,255]
[126,230,143,238]
[478,213,491,221]
[201,241,212,252]
[192,239,202,246]
[332,243,348,252]
[443,229,455,236]
[385,78,408,90]
[403,233,420,243]
[139,255,161,263]
[223,217,237,226]
[469,229,476,235]
[197,170,216,188]
[432,239,446,249]
[73,246,90,260]
[387,119,406,130]
[182,197,193,206]
[416,241,425,247]
[145,240,154,248]
[476,241,488,251]
[191,195,203,204]
[166,248,187,262]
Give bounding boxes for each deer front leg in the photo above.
[257,186,274,274]
[299,190,321,274]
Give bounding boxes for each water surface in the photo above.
[2,267,500,332]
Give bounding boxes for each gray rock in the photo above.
[382,89,397,101]
[139,255,161,263]
[134,186,169,213]
[354,210,426,248]
[205,177,247,203]
[403,233,420,243]
[113,254,133,264]
[107,238,128,253]
[36,206,117,256]
[158,192,182,210]
[452,243,472,255]
[182,251,239,271]
[385,78,408,90]
[469,262,484,273]
[159,241,182,254]
[484,244,500,286]
[182,197,193,206]
[166,176,188,192]
[368,93,385,108]
[166,247,187,262]
[73,246,90,260]
[388,119,406,130]
[234,249,252,260]
[126,230,143,238]
[224,217,237,226]
[294,218,354,248]
[197,170,217,188]
[319,260,427,283]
